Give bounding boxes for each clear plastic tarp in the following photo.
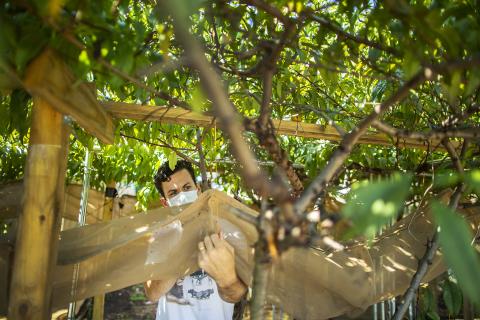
[1,190,479,319]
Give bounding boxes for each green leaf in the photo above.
[426,310,440,320]
[420,286,436,312]
[14,19,49,73]
[447,71,462,102]
[433,171,460,189]
[0,16,16,57]
[368,48,381,61]
[465,169,480,195]
[431,202,480,305]
[9,89,31,139]
[403,52,421,79]
[442,279,462,316]
[465,70,480,96]
[168,152,177,171]
[189,85,208,113]
[78,50,91,67]
[341,173,412,239]
[371,80,387,102]
[276,80,282,99]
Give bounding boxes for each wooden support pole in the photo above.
[92,294,105,320]
[8,97,67,319]
[92,181,116,320]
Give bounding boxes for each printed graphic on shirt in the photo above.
[166,278,190,305]
[190,270,208,283]
[187,270,215,300]
[166,270,216,305]
[187,288,214,300]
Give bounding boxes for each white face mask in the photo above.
[166,190,198,207]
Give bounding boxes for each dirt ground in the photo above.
[50,284,157,320]
[48,284,298,320]
[104,284,156,320]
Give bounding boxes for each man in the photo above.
[144,160,247,320]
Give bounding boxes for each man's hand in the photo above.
[198,233,247,302]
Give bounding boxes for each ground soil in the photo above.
[104,284,156,320]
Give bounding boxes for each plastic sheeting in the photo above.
[1,190,480,319]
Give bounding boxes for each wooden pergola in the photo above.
[6,48,447,319]
[102,101,443,150]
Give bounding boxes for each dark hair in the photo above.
[154,160,197,197]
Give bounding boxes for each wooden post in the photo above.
[463,297,474,320]
[92,181,116,320]
[8,97,67,319]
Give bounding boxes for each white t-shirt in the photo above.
[156,270,234,320]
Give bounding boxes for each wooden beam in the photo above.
[24,49,114,144]
[102,101,446,150]
[92,182,116,320]
[8,97,66,319]
[47,123,70,314]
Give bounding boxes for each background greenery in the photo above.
[1,0,480,318]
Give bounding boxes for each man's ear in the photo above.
[160,198,168,207]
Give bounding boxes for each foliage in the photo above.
[341,173,412,239]
[441,276,463,317]
[417,285,440,320]
[431,201,480,305]
[0,0,480,316]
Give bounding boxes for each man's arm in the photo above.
[143,278,177,302]
[216,275,248,303]
[198,233,248,303]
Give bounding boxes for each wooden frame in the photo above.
[102,101,447,150]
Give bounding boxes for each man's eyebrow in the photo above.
[167,186,179,194]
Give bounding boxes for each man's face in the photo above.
[161,169,200,205]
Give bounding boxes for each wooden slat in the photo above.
[24,49,114,144]
[0,182,163,222]
[102,101,445,150]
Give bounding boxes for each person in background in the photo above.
[144,160,247,320]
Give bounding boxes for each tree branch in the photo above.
[165,0,291,203]
[245,119,305,195]
[250,199,276,320]
[294,54,479,215]
[443,103,480,127]
[294,71,427,215]
[392,138,467,320]
[293,104,346,136]
[119,133,198,165]
[258,69,274,128]
[196,129,210,190]
[239,0,290,25]
[221,11,300,78]
[305,12,399,56]
[134,57,190,78]
[250,238,270,320]
[392,232,440,320]
[247,21,305,196]
[60,31,190,109]
[372,120,480,140]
